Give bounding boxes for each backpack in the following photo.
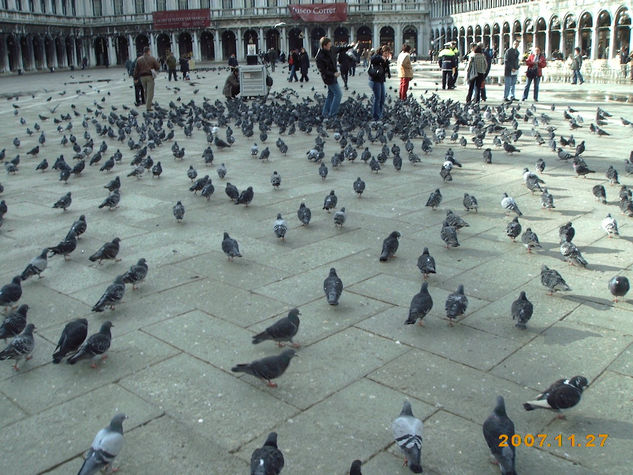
[368,63,383,80]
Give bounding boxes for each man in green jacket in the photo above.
[438,43,457,89]
[166,51,177,82]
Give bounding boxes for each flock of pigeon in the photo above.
[0,66,632,474]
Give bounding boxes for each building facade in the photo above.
[0,0,430,73]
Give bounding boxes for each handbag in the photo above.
[368,63,383,80]
[526,66,537,79]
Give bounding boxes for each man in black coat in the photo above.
[316,37,356,118]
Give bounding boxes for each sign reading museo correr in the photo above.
[153,9,211,30]
[288,2,348,22]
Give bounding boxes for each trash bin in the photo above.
[239,65,268,97]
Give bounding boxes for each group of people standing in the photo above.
[287,48,311,82]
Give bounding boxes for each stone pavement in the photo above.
[0,63,632,475]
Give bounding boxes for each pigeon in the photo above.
[273,213,287,240]
[560,241,588,268]
[222,232,242,261]
[333,207,346,228]
[187,165,198,181]
[463,193,478,212]
[483,148,492,163]
[511,291,533,329]
[173,201,185,222]
[98,190,121,210]
[350,459,363,475]
[67,321,113,367]
[0,200,6,218]
[121,258,148,290]
[323,190,337,212]
[48,231,77,260]
[0,276,22,309]
[319,162,328,180]
[559,222,575,243]
[592,184,607,204]
[482,396,517,475]
[252,308,301,348]
[353,177,365,197]
[541,188,555,209]
[297,202,311,225]
[0,304,28,341]
[53,191,72,211]
[231,348,297,388]
[89,238,121,264]
[104,176,121,192]
[52,318,88,363]
[151,161,162,178]
[608,276,630,302]
[236,186,254,206]
[417,247,436,279]
[405,282,433,326]
[425,188,442,209]
[21,248,48,280]
[445,210,469,229]
[521,228,542,253]
[77,413,127,475]
[380,231,401,261]
[271,171,281,189]
[445,284,468,326]
[217,163,227,180]
[536,158,546,173]
[323,267,343,305]
[606,165,619,185]
[392,400,423,473]
[225,182,239,202]
[35,158,48,171]
[501,193,522,216]
[0,323,35,370]
[523,376,589,418]
[69,214,87,239]
[541,265,571,294]
[573,159,595,177]
[503,142,520,154]
[91,276,126,312]
[441,221,459,248]
[201,182,215,200]
[250,432,284,475]
[601,214,619,238]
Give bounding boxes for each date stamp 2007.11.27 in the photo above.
[499,434,608,448]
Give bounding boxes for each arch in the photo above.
[483,24,491,48]
[265,29,280,51]
[178,32,192,58]
[503,22,510,34]
[549,16,562,57]
[333,26,349,44]
[135,34,149,54]
[20,36,31,70]
[596,10,611,58]
[452,27,458,40]
[466,26,474,48]
[563,15,576,58]
[115,35,128,65]
[475,25,482,43]
[403,26,417,51]
[65,36,75,67]
[311,27,326,56]
[45,36,56,68]
[536,17,546,52]
[493,23,500,35]
[32,35,45,69]
[55,37,65,67]
[222,30,237,59]
[6,34,19,71]
[288,27,303,51]
[579,12,593,57]
[380,26,394,49]
[155,33,171,59]
[94,36,107,66]
[200,31,214,60]
[243,29,258,56]
[615,8,631,55]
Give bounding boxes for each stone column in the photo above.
[395,23,402,54]
[192,31,200,61]
[107,36,115,66]
[544,26,550,58]
[128,34,135,59]
[149,33,157,57]
[349,26,355,44]
[373,24,379,47]
[16,36,24,71]
[303,26,309,49]
[280,26,287,54]
[258,27,264,52]
[591,25,598,59]
[236,28,243,60]
[0,36,8,73]
[214,30,222,61]
[27,36,36,71]
[70,37,78,67]
[609,22,617,58]
[171,33,178,56]
[576,26,582,56]
[88,38,97,66]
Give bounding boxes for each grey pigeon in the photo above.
[523,376,589,418]
[236,186,254,206]
[89,238,121,264]
[323,267,343,305]
[506,217,521,242]
[187,165,197,181]
[380,231,401,261]
[48,231,77,260]
[521,228,542,253]
[601,214,618,238]
[0,276,22,309]
[271,170,281,189]
[608,276,629,302]
[250,432,284,475]
[463,193,478,212]
[173,201,185,222]
[53,191,72,211]
[98,189,120,210]
[77,413,126,475]
[319,162,328,180]
[405,282,433,326]
[511,291,533,329]
[541,188,555,209]
[69,214,87,239]
[333,207,346,228]
[67,321,113,367]
[297,202,311,225]
[560,241,587,268]
[52,318,88,363]
[353,177,365,197]
[222,232,242,261]
[231,348,297,388]
[501,193,522,216]
[91,276,126,312]
[0,323,35,370]
[323,190,337,212]
[445,284,468,326]
[541,265,571,294]
[483,396,517,475]
[121,258,148,290]
[252,308,301,348]
[425,188,442,209]
[441,221,459,248]
[445,210,469,229]
[21,248,48,280]
[417,247,436,279]
[0,304,28,341]
[217,163,227,180]
[273,213,287,240]
[350,460,362,475]
[392,400,423,473]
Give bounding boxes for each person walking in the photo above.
[450,42,459,87]
[480,42,494,101]
[438,42,457,90]
[362,48,370,68]
[368,45,391,121]
[129,53,145,107]
[522,46,547,101]
[299,47,310,82]
[338,46,355,90]
[503,39,520,101]
[133,46,159,111]
[288,49,299,82]
[268,47,278,72]
[465,43,487,103]
[316,37,355,118]
[179,55,190,80]
[166,51,177,82]
[570,47,584,85]
[397,44,413,100]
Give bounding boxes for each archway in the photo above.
[380,26,394,50]
[266,29,280,51]
[549,16,561,57]
[357,25,372,49]
[492,24,500,53]
[222,30,236,59]
[7,35,19,71]
[115,36,128,64]
[55,37,65,67]
[483,24,491,48]
[615,8,631,54]
[535,18,546,52]
[333,26,349,44]
[200,31,214,60]
[65,36,75,67]
[466,26,474,48]
[523,19,534,51]
[403,26,417,51]
[596,10,611,58]
[474,25,482,43]
[155,33,171,59]
[178,32,192,58]
[20,36,30,70]
[512,20,522,42]
[32,36,44,69]
[288,28,303,51]
[563,14,576,58]
[45,36,56,68]
[135,34,149,55]
[243,29,258,56]
[579,12,592,57]
[440,27,446,46]
[311,27,326,56]
[502,22,510,51]
[459,26,466,54]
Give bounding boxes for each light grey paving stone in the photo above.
[0,392,26,429]
[564,302,633,332]
[608,342,633,377]
[236,378,437,475]
[0,383,163,475]
[0,332,55,381]
[118,353,299,450]
[1,330,178,412]
[360,451,443,475]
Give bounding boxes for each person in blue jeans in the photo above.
[368,46,391,121]
[288,49,299,82]
[522,47,546,102]
[503,39,520,101]
[315,37,356,118]
[571,47,584,84]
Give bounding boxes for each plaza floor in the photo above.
[0,62,632,474]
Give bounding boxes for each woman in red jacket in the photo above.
[522,47,547,102]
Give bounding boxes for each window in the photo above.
[28,0,34,12]
[71,0,76,15]
[113,0,123,14]
[92,0,101,16]
[267,0,278,7]
[200,0,210,8]
[51,0,56,13]
[40,0,46,13]
[222,0,232,9]
[15,0,21,11]
[135,0,143,14]
[61,0,66,14]
[156,0,166,11]
[177,0,187,9]
[2,0,8,9]
[245,0,255,7]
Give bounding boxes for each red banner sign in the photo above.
[288,3,348,22]
[153,9,210,30]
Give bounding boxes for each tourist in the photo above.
[267,47,277,72]
[133,46,160,111]
[465,43,487,103]
[288,49,299,82]
[571,47,584,85]
[223,67,240,99]
[338,45,356,90]
[228,53,238,68]
[522,46,546,101]
[316,37,355,118]
[438,42,457,90]
[130,52,145,107]
[299,47,310,82]
[180,55,190,80]
[503,39,520,102]
[450,42,459,87]
[362,48,370,67]
[166,51,177,82]
[397,44,413,100]
[368,45,391,121]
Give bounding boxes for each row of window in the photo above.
[2,0,76,15]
